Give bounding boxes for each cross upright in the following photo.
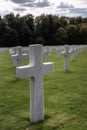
[16,44,54,123]
[11,46,28,67]
[61,45,72,71]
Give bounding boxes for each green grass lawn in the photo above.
[0,48,87,130]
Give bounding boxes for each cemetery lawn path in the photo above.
[0,49,87,130]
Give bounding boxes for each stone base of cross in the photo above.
[16,44,54,123]
[61,45,72,71]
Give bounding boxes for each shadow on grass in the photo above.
[63,70,74,74]
[29,114,51,126]
[26,114,76,130]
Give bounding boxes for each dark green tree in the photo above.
[2,26,11,47]
[54,27,68,45]
[79,25,87,44]
[0,19,6,47]
[35,36,45,45]
[66,24,78,44]
[9,29,19,47]
[34,14,49,44]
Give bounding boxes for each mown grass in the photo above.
[0,48,87,130]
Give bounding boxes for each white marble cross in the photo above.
[11,46,28,67]
[45,46,51,62]
[16,44,54,123]
[61,45,72,71]
[56,46,61,58]
[9,47,17,55]
[70,45,75,61]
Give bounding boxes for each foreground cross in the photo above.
[61,45,72,71]
[16,44,54,123]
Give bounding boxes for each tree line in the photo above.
[0,13,87,47]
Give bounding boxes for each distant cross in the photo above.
[61,45,72,71]
[11,46,28,67]
[16,44,54,123]
[71,45,75,61]
[9,47,16,55]
[45,46,51,62]
[57,46,61,58]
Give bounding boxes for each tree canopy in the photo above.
[0,13,87,47]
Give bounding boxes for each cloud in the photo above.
[8,0,35,4]
[0,10,10,17]
[57,2,74,9]
[3,0,87,17]
[56,2,87,17]
[70,8,87,17]
[35,0,51,7]
[22,0,51,8]
[13,8,26,12]
[8,0,51,8]
[22,2,35,7]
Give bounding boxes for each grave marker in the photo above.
[56,46,61,58]
[9,47,16,55]
[45,46,51,62]
[61,45,72,71]
[11,46,28,67]
[71,45,75,61]
[16,44,54,123]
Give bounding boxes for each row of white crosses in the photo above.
[61,45,86,71]
[10,45,84,69]
[16,44,54,123]
[9,44,85,123]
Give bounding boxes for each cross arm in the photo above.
[16,65,34,79]
[11,54,18,59]
[69,50,72,54]
[61,51,66,56]
[22,53,28,58]
[43,62,54,74]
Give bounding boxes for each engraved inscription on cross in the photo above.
[16,44,54,123]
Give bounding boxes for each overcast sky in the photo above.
[0,0,87,17]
